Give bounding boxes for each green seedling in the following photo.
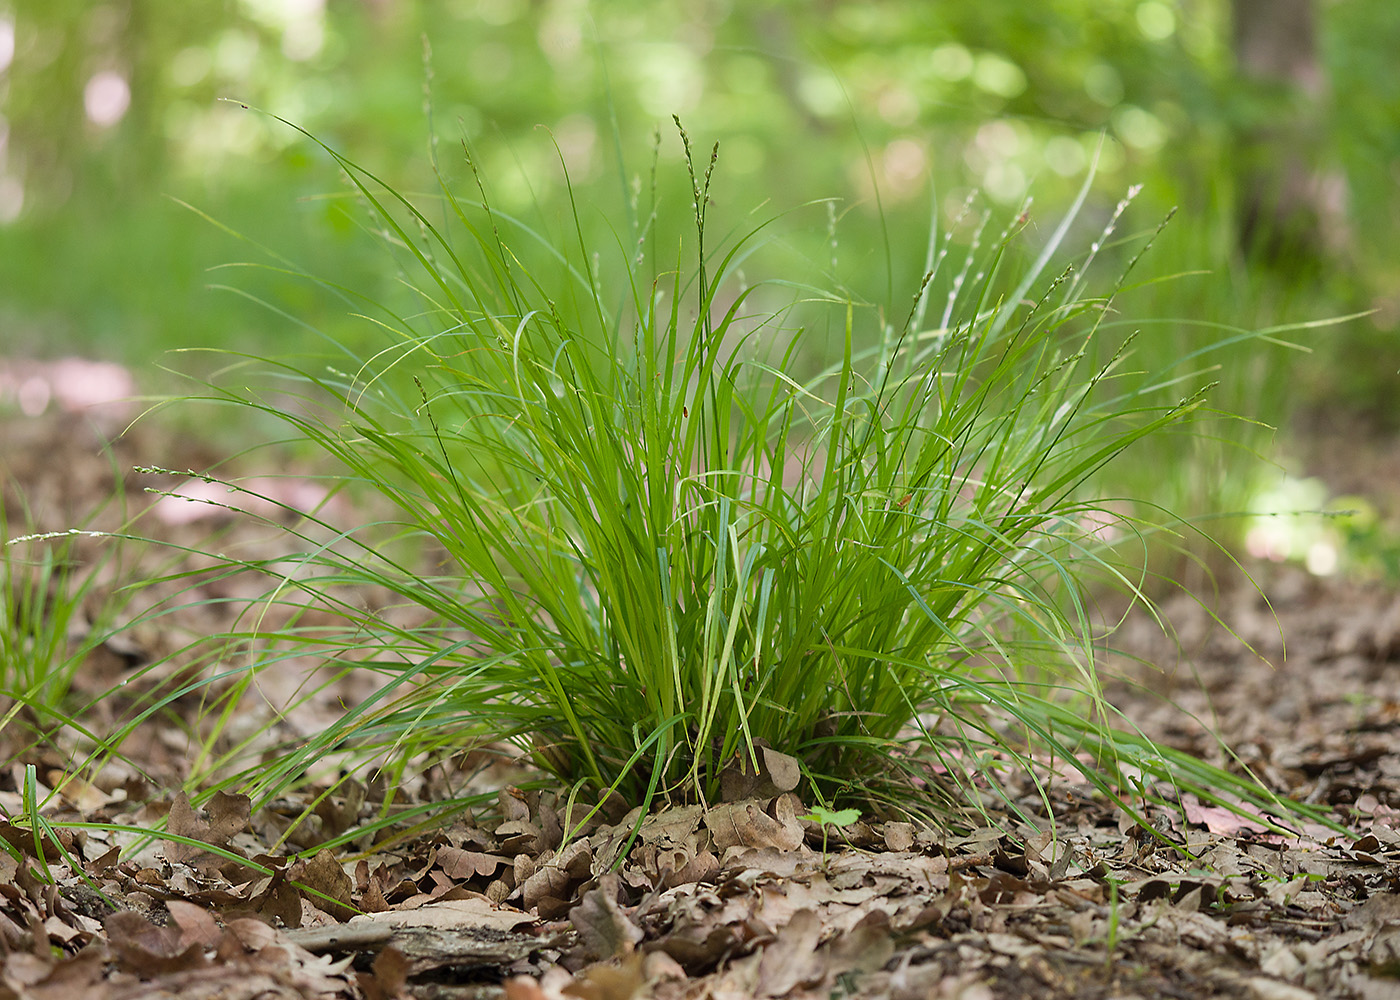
[801,804,862,864]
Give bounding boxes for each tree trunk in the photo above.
[1230,0,1347,268]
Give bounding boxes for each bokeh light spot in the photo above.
[929,43,973,82]
[84,71,131,128]
[1136,1,1176,41]
[972,54,1026,98]
[1084,63,1124,106]
[0,18,14,74]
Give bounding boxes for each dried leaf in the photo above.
[705,801,804,852]
[165,900,222,949]
[436,846,506,880]
[720,743,803,802]
[755,908,824,997]
[569,873,642,961]
[105,909,209,976]
[287,849,355,920]
[164,791,252,874]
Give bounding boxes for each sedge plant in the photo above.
[152,116,1337,837]
[0,501,134,746]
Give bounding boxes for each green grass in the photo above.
[130,117,1339,841]
[0,506,131,741]
[1069,201,1365,586]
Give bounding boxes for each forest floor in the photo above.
[3,358,1400,1000]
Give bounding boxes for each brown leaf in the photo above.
[105,909,209,977]
[436,846,506,880]
[164,791,252,874]
[705,801,804,852]
[563,950,647,1000]
[720,743,803,802]
[569,873,643,961]
[755,908,824,997]
[287,850,355,920]
[165,900,222,949]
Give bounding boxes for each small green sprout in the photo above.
[801,804,861,862]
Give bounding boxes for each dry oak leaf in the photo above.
[755,907,824,997]
[569,873,643,962]
[164,791,252,874]
[719,743,802,802]
[705,800,804,852]
[105,909,209,977]
[435,846,507,881]
[286,850,356,921]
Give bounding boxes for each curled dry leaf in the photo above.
[705,800,805,853]
[719,743,803,802]
[105,909,209,977]
[569,873,642,961]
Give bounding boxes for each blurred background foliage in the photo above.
[1,0,1398,563]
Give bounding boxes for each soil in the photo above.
[4,358,1400,1000]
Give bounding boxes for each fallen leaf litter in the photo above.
[6,373,1400,999]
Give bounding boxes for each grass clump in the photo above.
[0,507,131,746]
[164,117,1331,835]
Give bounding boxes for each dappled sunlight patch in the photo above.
[149,474,335,527]
[0,355,136,421]
[1245,473,1400,580]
